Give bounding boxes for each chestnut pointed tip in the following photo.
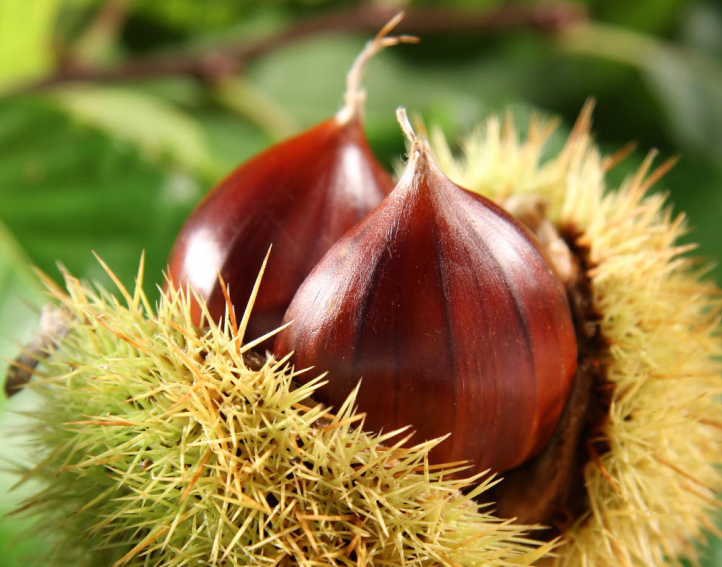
[396,107,418,146]
[396,107,437,169]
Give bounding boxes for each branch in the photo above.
[10,2,587,95]
[68,0,131,65]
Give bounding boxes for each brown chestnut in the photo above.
[274,109,578,473]
[167,17,416,340]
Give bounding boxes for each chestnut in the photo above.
[167,16,416,340]
[274,109,578,473]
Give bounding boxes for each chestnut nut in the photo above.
[274,109,579,473]
[168,15,416,342]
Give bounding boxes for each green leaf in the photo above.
[680,2,722,58]
[644,48,722,160]
[588,0,689,33]
[681,503,722,566]
[701,527,722,566]
[0,97,203,300]
[0,0,60,92]
[50,86,219,177]
[663,155,722,285]
[134,0,260,33]
[561,23,722,160]
[603,147,722,288]
[198,109,271,174]
[213,77,298,141]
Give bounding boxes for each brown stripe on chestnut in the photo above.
[274,108,578,474]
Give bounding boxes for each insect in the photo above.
[5,304,72,397]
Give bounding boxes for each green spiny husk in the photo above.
[433,105,722,566]
[12,262,550,567]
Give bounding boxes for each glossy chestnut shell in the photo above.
[168,115,393,340]
[274,134,578,473]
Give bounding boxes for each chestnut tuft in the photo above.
[167,15,417,339]
[274,108,579,473]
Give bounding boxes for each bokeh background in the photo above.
[1,0,721,564]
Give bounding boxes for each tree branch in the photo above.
[68,0,131,64]
[10,2,587,95]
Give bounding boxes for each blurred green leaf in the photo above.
[601,144,722,288]
[248,36,367,127]
[134,77,207,108]
[680,1,722,57]
[664,155,722,285]
[213,77,298,141]
[586,0,689,33]
[644,49,722,160]
[561,22,722,160]
[198,110,271,173]
[50,86,219,177]
[0,0,60,93]
[702,532,722,566]
[0,97,203,299]
[134,0,260,33]
[682,504,722,566]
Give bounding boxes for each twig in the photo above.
[9,2,586,96]
[79,0,131,49]
[57,0,132,70]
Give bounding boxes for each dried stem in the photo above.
[6,2,586,97]
[338,12,418,123]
